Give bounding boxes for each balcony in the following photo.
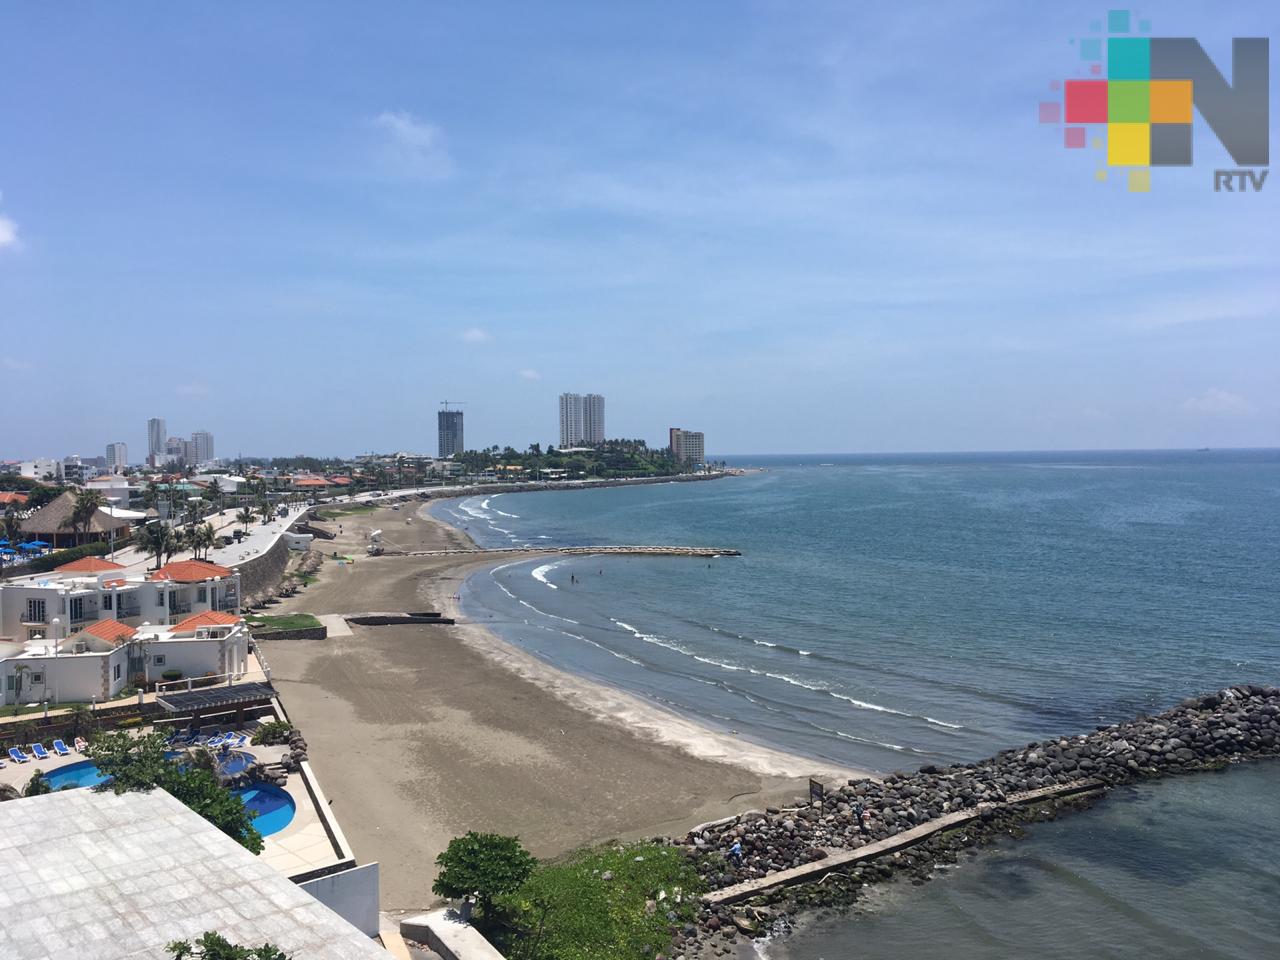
[70,604,101,623]
[168,603,193,616]
[116,604,141,620]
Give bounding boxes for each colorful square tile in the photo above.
[1150,80,1192,123]
[1108,81,1149,122]
[1065,80,1108,123]
[1128,168,1151,192]
[1108,37,1150,79]
[1040,102,1062,124]
[1065,127,1087,148]
[1150,123,1193,166]
[1108,122,1150,166]
[1080,37,1103,61]
[1108,10,1132,34]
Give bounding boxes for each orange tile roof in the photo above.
[172,610,242,632]
[80,618,137,645]
[293,477,332,486]
[328,476,352,485]
[55,556,127,573]
[150,559,234,582]
[102,578,128,588]
[0,491,29,504]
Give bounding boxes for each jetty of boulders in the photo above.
[668,684,1280,958]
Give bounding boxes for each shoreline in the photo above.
[262,497,861,910]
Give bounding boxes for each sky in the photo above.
[1,1,1276,457]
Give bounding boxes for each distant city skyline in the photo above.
[0,3,1275,456]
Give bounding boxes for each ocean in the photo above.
[432,449,1280,957]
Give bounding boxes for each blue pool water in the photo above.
[234,782,296,836]
[43,759,110,790]
[37,759,295,836]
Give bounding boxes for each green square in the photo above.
[1108,37,1150,79]
[1108,81,1149,121]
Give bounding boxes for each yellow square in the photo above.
[1108,123,1150,166]
[1150,80,1193,123]
[1128,169,1151,192]
[1095,169,1108,181]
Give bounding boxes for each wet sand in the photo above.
[265,500,862,910]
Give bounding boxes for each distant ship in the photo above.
[1197,447,1211,453]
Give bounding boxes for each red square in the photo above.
[1064,80,1108,123]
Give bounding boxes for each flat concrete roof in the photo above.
[0,788,386,960]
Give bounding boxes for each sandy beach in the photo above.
[263,498,861,910]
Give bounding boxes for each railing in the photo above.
[70,604,100,623]
[23,612,50,624]
[117,604,141,619]
[168,602,193,616]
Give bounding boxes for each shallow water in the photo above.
[439,450,1280,773]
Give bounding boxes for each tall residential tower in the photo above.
[147,417,166,462]
[558,393,605,447]
[438,408,464,458]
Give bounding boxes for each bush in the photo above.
[433,832,536,926]
[501,843,705,960]
[161,670,183,682]
[168,931,289,959]
[24,770,52,797]
[250,720,294,746]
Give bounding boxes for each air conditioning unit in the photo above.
[195,627,210,639]
[74,641,88,654]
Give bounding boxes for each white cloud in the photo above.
[0,215,19,249]
[1182,388,1255,417]
[518,368,541,380]
[458,327,493,344]
[373,110,453,180]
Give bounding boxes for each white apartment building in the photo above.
[559,392,605,447]
[669,427,706,465]
[190,430,215,464]
[18,459,60,481]
[106,442,128,473]
[0,609,251,707]
[0,557,240,652]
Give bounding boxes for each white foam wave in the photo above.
[561,630,642,666]
[829,692,962,729]
[517,598,580,625]
[531,562,563,589]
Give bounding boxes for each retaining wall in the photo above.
[234,534,291,600]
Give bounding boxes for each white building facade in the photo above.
[669,427,705,465]
[559,393,605,447]
[106,442,128,473]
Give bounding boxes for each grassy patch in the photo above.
[499,842,703,960]
[319,503,379,518]
[245,613,322,631]
[296,573,318,586]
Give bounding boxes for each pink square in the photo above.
[1050,79,1062,91]
[1039,101,1061,124]
[1090,63,1102,75]
[1064,126,1087,148]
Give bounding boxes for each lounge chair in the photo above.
[8,747,30,764]
[52,739,71,756]
[74,737,88,752]
[30,743,51,761]
[205,734,227,749]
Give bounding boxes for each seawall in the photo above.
[234,534,291,602]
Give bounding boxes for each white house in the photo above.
[0,557,240,649]
[0,610,251,706]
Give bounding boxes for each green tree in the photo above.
[85,732,264,854]
[24,770,52,797]
[167,931,289,960]
[433,832,536,926]
[136,523,178,571]
[236,508,255,533]
[190,522,216,560]
[60,489,107,545]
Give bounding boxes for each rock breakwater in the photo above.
[669,684,1280,958]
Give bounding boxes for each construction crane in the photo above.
[439,400,468,411]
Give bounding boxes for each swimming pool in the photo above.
[37,760,296,836]
[234,781,296,836]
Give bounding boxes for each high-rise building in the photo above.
[559,393,605,447]
[438,410,464,458]
[105,442,128,473]
[147,418,166,459]
[669,427,705,465]
[190,430,214,464]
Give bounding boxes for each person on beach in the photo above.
[854,803,868,835]
[859,807,873,835]
[729,840,743,867]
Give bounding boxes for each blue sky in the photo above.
[1,1,1276,457]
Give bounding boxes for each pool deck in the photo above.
[0,722,350,881]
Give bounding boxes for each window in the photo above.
[153,655,166,666]
[113,664,121,680]
[103,594,113,610]
[156,589,165,605]
[5,676,13,691]
[70,597,85,621]
[31,673,43,685]
[25,599,46,623]
[197,587,207,603]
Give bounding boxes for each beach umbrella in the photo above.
[19,542,40,551]
[0,547,15,555]
[0,538,8,545]
[28,539,50,547]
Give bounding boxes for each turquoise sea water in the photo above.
[434,449,1280,957]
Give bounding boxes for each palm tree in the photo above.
[190,522,216,560]
[3,504,22,543]
[60,489,107,546]
[236,508,255,533]
[135,523,178,571]
[257,499,273,524]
